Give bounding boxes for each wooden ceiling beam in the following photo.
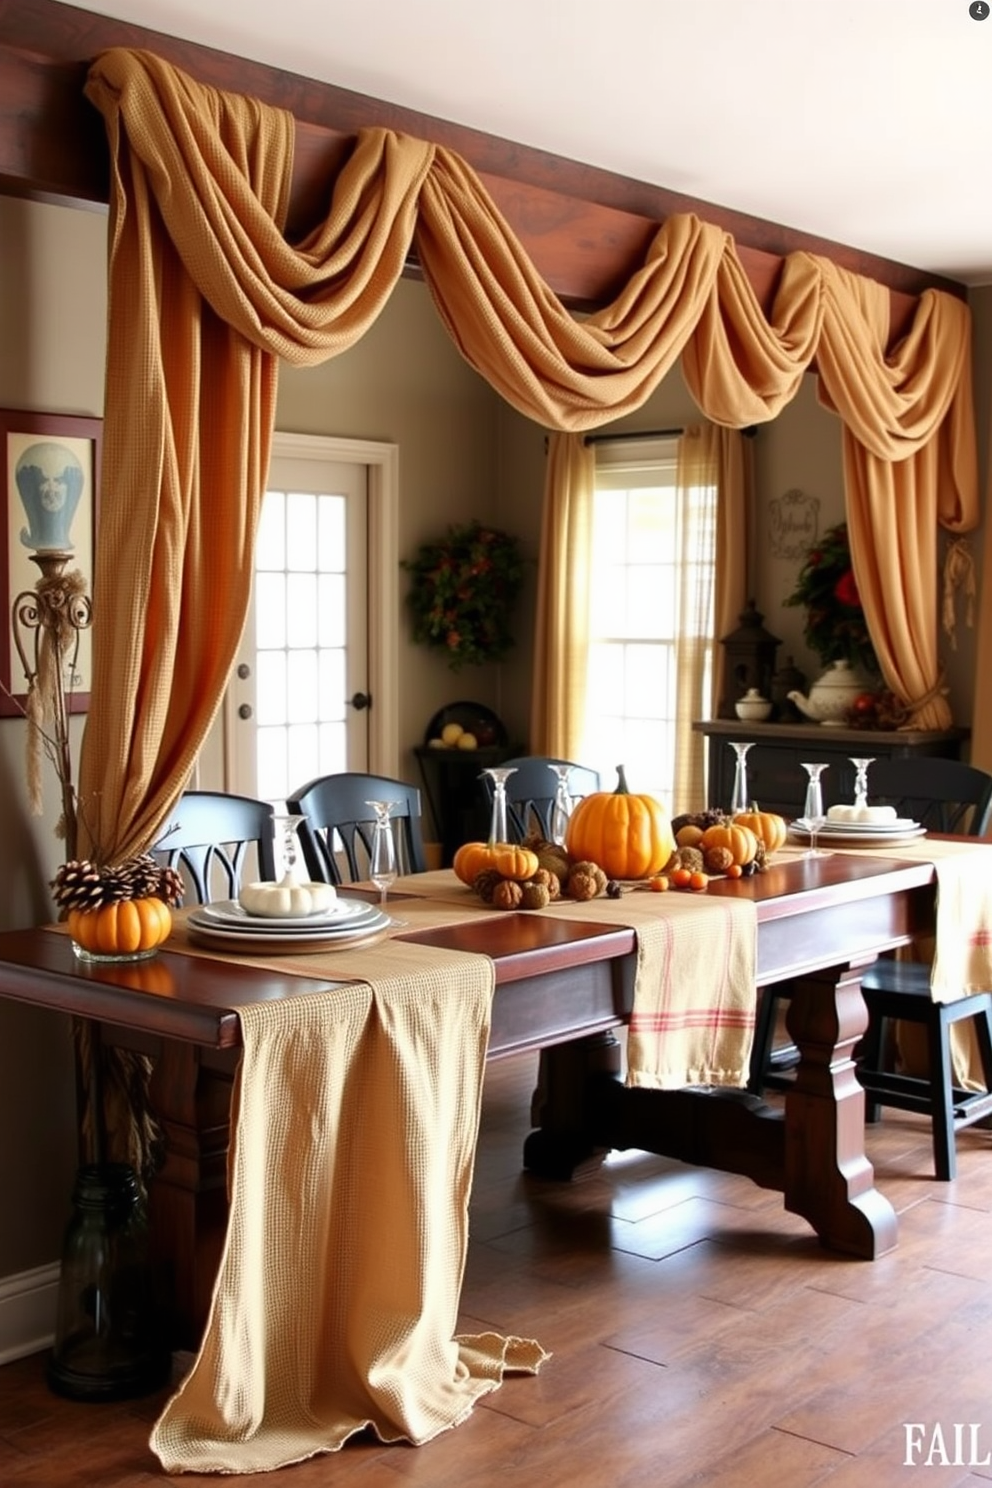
[0,0,965,343]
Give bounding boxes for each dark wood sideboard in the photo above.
[693,719,969,817]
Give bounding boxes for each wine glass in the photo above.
[272,814,306,882]
[482,765,518,847]
[548,763,574,847]
[799,763,830,857]
[850,756,875,812]
[365,800,398,907]
[727,741,755,816]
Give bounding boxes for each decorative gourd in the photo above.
[732,808,787,854]
[565,765,675,880]
[67,897,173,957]
[522,835,571,883]
[452,841,502,886]
[492,844,540,882]
[239,874,337,918]
[699,821,759,866]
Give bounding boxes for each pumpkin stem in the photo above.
[615,764,630,794]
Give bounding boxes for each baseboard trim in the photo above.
[0,1263,59,1365]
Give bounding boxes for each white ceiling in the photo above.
[61,0,992,286]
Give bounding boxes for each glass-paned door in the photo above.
[228,451,368,807]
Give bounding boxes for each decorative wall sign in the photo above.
[768,488,818,560]
[0,409,101,716]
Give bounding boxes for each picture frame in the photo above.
[0,409,101,717]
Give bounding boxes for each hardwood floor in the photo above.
[3,1050,992,1487]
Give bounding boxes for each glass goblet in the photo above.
[799,763,830,857]
[481,765,518,847]
[850,756,875,812]
[272,814,306,881]
[365,800,398,908]
[548,764,574,847]
[727,741,755,816]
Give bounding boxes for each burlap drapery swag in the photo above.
[77,48,979,862]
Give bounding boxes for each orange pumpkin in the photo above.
[492,844,540,882]
[732,808,787,854]
[699,822,758,866]
[67,897,172,958]
[452,841,502,886]
[565,765,675,880]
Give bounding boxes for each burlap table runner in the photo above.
[780,837,992,1088]
[380,872,759,1090]
[149,936,547,1475]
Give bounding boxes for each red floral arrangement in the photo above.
[785,521,879,676]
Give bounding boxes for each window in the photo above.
[578,438,717,809]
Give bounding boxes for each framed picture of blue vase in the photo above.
[0,408,101,718]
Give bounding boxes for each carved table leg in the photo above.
[783,963,898,1258]
[522,1031,622,1179]
[146,1042,239,1349]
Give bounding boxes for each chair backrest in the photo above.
[285,773,428,884]
[867,756,992,837]
[152,791,278,904]
[482,756,602,842]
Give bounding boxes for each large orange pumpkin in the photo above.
[565,765,675,880]
[67,897,172,958]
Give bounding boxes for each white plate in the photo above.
[820,817,919,834]
[187,905,389,940]
[186,921,390,955]
[194,896,378,930]
[789,823,927,848]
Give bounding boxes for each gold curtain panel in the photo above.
[78,47,979,862]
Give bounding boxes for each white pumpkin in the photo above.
[239,873,337,918]
[855,805,897,823]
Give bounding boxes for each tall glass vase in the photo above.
[482,766,517,847]
[727,741,754,816]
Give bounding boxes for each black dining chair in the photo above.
[749,755,992,1181]
[152,790,278,904]
[286,772,428,885]
[480,756,602,842]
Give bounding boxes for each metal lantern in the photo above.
[718,601,781,719]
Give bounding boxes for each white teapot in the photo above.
[787,660,864,726]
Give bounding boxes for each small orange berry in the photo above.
[649,874,670,892]
[688,871,709,891]
[670,867,693,889]
[725,863,743,879]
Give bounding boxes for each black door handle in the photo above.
[350,691,372,711]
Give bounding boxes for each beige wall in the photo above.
[0,197,107,1277]
[0,190,987,1290]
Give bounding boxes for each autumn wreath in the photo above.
[401,520,524,670]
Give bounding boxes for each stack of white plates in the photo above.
[187,896,391,952]
[788,818,926,848]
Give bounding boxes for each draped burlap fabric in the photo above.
[148,944,547,1474]
[79,47,979,862]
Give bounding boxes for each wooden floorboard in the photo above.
[2,1050,992,1486]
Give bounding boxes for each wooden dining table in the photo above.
[0,850,940,1348]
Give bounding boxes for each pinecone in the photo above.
[51,859,106,912]
[155,864,185,908]
[51,853,186,912]
[114,853,184,907]
[120,853,163,898]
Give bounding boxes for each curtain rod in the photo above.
[584,424,758,445]
[583,427,682,446]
